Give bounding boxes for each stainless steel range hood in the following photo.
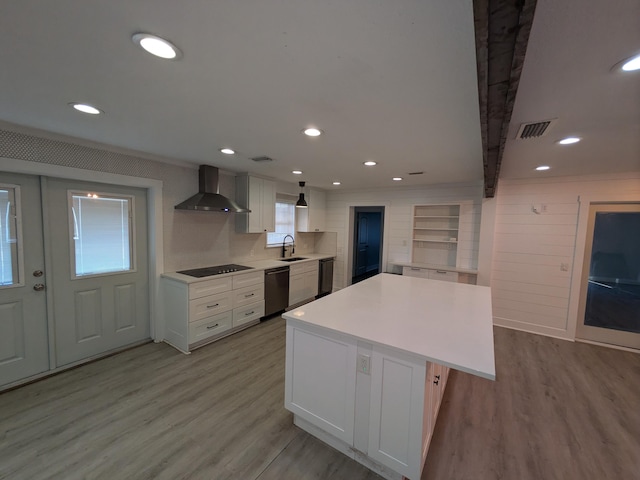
[175,165,250,213]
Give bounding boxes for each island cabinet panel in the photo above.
[368,348,427,480]
[285,319,449,480]
[285,324,357,445]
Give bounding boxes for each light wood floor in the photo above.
[1,318,638,480]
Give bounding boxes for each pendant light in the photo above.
[296,181,308,208]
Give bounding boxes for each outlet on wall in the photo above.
[357,353,371,375]
[560,262,569,272]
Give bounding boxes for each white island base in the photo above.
[284,274,495,480]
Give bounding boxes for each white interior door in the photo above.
[0,173,49,387]
[46,178,149,367]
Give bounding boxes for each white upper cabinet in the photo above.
[235,175,276,233]
[297,188,326,232]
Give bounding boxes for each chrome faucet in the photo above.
[282,234,295,258]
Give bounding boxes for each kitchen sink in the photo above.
[279,257,307,262]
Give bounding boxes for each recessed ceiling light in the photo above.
[132,33,181,59]
[69,103,102,115]
[392,177,403,181]
[558,137,581,145]
[303,128,322,137]
[618,53,640,72]
[220,148,235,155]
[292,170,303,175]
[536,165,551,171]
[363,161,377,166]
[332,181,341,186]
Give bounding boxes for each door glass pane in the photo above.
[71,192,133,277]
[584,212,640,333]
[0,187,19,286]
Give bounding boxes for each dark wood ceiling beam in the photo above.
[474,0,538,198]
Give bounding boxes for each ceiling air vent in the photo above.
[251,156,273,162]
[408,171,424,175]
[516,119,557,139]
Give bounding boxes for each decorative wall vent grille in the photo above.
[516,119,557,139]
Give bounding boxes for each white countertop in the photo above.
[161,253,335,284]
[392,262,478,275]
[283,273,495,380]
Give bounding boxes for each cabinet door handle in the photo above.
[244,311,255,316]
[411,267,420,271]
[244,293,255,298]
[435,270,447,274]
[206,323,220,330]
[206,303,220,309]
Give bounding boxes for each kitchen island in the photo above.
[283,273,495,480]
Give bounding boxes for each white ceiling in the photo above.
[0,0,482,190]
[0,0,637,191]
[501,0,640,179]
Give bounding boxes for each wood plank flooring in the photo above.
[1,318,638,480]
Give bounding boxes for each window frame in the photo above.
[266,194,297,248]
[68,190,137,280]
[0,183,24,289]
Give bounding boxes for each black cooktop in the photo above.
[177,264,253,278]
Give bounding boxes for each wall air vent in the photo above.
[516,118,557,139]
[408,171,424,175]
[251,156,273,162]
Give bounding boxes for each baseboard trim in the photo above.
[493,317,573,342]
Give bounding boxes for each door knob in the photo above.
[33,270,44,277]
[33,284,45,292]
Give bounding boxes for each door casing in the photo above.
[0,158,163,368]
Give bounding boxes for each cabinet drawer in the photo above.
[232,284,265,308]
[189,277,233,300]
[189,311,233,344]
[233,300,265,328]
[232,270,263,289]
[402,266,429,279]
[428,270,458,283]
[289,262,308,276]
[189,291,233,322]
[290,260,319,276]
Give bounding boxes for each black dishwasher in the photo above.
[264,266,290,317]
[317,257,334,297]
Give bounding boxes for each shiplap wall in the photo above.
[325,183,483,289]
[491,172,640,339]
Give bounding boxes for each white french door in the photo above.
[0,172,150,388]
[576,203,640,349]
[0,173,49,386]
[46,177,149,367]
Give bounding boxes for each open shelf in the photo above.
[412,204,460,267]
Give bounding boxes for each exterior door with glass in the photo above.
[576,203,640,350]
[0,173,49,387]
[46,178,149,367]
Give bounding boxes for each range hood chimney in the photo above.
[175,165,250,213]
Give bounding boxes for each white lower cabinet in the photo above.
[285,320,450,480]
[163,270,265,353]
[289,260,319,306]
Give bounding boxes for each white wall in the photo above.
[325,183,484,289]
[491,172,640,340]
[0,127,319,274]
